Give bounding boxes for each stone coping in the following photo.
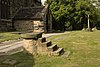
[21,32,43,39]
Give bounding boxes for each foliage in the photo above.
[48,0,99,30]
[96,9,100,29]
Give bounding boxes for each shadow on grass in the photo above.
[0,52,35,67]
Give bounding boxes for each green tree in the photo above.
[48,0,98,31]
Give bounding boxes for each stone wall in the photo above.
[0,21,13,32]
[33,20,44,33]
[0,19,51,32]
[14,20,34,31]
[14,20,45,32]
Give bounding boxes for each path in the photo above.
[0,32,68,55]
[42,33,65,38]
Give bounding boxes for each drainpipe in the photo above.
[44,15,47,33]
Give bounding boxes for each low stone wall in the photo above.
[0,21,13,32]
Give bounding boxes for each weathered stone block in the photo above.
[21,33,37,39]
[21,32,42,39]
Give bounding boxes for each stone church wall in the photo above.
[0,21,13,32]
[14,20,34,31]
[14,20,45,32]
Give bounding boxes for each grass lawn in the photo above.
[0,32,21,42]
[0,52,34,67]
[0,30,100,67]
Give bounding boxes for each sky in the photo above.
[41,0,47,6]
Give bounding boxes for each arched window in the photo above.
[1,0,10,19]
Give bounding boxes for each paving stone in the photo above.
[62,51,71,57]
[2,59,17,65]
[0,52,7,56]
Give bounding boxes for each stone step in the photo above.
[48,44,58,51]
[21,32,42,39]
[43,41,52,47]
[53,48,64,56]
[38,37,46,43]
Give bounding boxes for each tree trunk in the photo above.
[87,14,92,32]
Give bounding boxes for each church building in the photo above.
[0,0,52,33]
